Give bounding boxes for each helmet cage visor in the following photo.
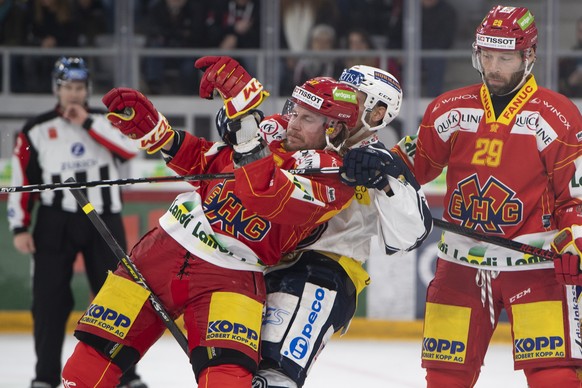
[282,99,330,130]
[472,43,535,85]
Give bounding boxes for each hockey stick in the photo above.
[433,218,559,261]
[67,178,189,355]
[0,167,341,194]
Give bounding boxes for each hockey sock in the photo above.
[425,367,479,388]
[62,341,123,387]
[198,364,252,388]
[524,366,581,388]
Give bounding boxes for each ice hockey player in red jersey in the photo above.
[60,56,357,388]
[392,5,582,387]
[252,65,432,388]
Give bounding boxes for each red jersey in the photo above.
[159,133,352,271]
[394,75,582,270]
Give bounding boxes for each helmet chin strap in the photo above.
[324,122,347,153]
[496,57,534,96]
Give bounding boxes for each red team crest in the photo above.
[448,174,523,233]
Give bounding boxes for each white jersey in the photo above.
[8,108,138,232]
[299,136,432,262]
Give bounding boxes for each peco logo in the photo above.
[287,287,326,361]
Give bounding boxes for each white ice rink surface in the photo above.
[1,333,528,387]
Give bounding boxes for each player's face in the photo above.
[284,105,327,151]
[479,49,526,95]
[57,81,88,108]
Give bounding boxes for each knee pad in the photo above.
[74,330,141,373]
[525,367,581,388]
[425,367,479,388]
[190,346,257,382]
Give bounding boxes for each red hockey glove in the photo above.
[550,226,582,286]
[194,56,269,119]
[258,114,288,144]
[102,87,174,154]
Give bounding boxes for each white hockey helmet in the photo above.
[338,65,402,131]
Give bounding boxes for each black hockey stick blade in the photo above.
[433,219,560,261]
[0,167,341,194]
[66,177,189,355]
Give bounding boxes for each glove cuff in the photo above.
[224,78,269,119]
[140,112,175,154]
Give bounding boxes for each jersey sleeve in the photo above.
[85,114,138,161]
[545,96,582,229]
[7,132,40,233]
[233,152,353,225]
[371,144,433,254]
[166,131,232,177]
[392,98,451,185]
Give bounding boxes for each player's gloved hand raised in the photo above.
[101,88,175,154]
[195,56,269,119]
[102,87,174,154]
[551,225,582,286]
[341,146,403,191]
[215,107,270,166]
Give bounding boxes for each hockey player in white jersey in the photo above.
[252,66,433,388]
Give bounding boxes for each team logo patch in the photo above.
[448,174,523,233]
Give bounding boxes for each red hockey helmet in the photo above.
[288,77,359,128]
[475,6,538,52]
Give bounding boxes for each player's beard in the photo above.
[484,69,525,96]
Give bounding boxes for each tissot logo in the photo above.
[476,34,516,49]
[292,86,324,109]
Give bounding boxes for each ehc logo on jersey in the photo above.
[448,174,523,232]
[204,182,270,241]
